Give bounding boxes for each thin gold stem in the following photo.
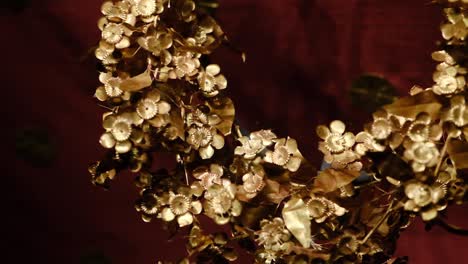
[434,135,451,177]
[234,125,243,138]
[359,200,396,244]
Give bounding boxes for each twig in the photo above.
[434,135,451,177]
[359,200,396,244]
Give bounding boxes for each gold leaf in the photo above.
[169,107,185,140]
[119,70,153,92]
[239,205,270,229]
[282,197,311,248]
[206,97,235,136]
[447,139,468,169]
[383,90,442,120]
[311,169,359,193]
[263,179,290,204]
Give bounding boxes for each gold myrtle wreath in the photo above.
[89,0,468,263]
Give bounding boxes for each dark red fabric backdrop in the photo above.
[6,0,468,263]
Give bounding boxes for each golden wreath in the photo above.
[89,0,468,263]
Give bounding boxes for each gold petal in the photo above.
[193,166,208,180]
[161,207,175,222]
[103,115,117,130]
[200,145,214,159]
[94,86,108,101]
[343,132,356,148]
[206,64,220,76]
[330,120,346,134]
[136,0,156,16]
[191,181,205,197]
[210,164,223,176]
[149,114,169,127]
[115,36,130,49]
[264,151,273,163]
[215,75,227,89]
[147,89,161,101]
[332,202,347,216]
[287,157,302,172]
[285,138,298,152]
[115,140,132,153]
[99,132,116,148]
[157,101,171,114]
[99,72,111,83]
[211,134,225,149]
[191,201,203,214]
[177,212,194,227]
[97,17,108,31]
[316,125,330,140]
[130,129,143,143]
[421,208,437,221]
[231,200,242,216]
[214,215,230,225]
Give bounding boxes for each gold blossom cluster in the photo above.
[89,1,468,263]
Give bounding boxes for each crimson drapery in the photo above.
[7,0,468,263]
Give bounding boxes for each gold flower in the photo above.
[441,9,468,41]
[187,125,225,159]
[369,110,397,140]
[235,137,263,159]
[186,108,221,127]
[307,195,346,223]
[178,0,196,22]
[94,40,118,65]
[171,51,200,79]
[317,120,355,154]
[136,191,160,222]
[137,31,173,56]
[317,120,360,170]
[240,165,265,199]
[197,64,227,97]
[192,163,225,189]
[404,181,447,221]
[235,130,276,159]
[432,62,466,95]
[96,72,124,100]
[136,90,171,127]
[443,95,468,127]
[99,112,142,153]
[101,1,131,22]
[403,141,440,172]
[191,16,221,47]
[354,131,386,156]
[406,113,442,143]
[203,181,242,225]
[257,249,278,264]
[251,130,277,146]
[255,218,291,252]
[264,138,302,172]
[134,0,157,17]
[101,22,131,49]
[432,50,456,65]
[159,187,202,227]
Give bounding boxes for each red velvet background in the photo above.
[6,0,468,263]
